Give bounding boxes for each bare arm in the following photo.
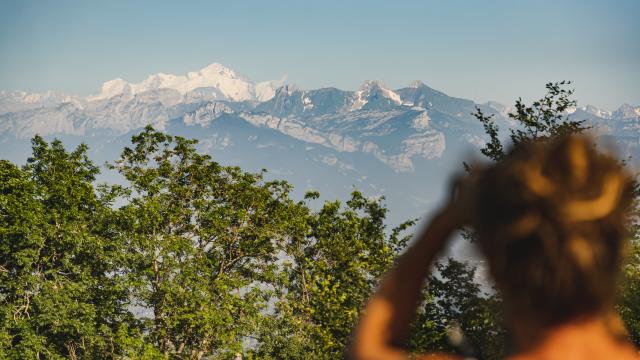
[351,205,463,360]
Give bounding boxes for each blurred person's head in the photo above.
[471,135,634,332]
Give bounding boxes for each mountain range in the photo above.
[1,63,639,242]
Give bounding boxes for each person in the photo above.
[351,135,640,359]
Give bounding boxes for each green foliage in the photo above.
[618,193,640,345]
[619,237,640,344]
[255,192,415,359]
[111,126,301,358]
[2,80,637,358]
[472,81,588,162]
[0,127,418,358]
[0,138,132,359]
[409,259,506,359]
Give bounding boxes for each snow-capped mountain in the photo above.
[1,63,638,227]
[0,63,283,124]
[579,104,613,119]
[0,90,83,114]
[351,80,403,110]
[0,63,285,137]
[614,104,640,120]
[1,62,638,170]
[88,63,283,102]
[253,80,406,117]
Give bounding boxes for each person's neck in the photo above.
[510,313,636,359]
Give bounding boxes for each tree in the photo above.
[0,138,131,359]
[0,128,418,359]
[618,193,640,344]
[255,191,415,359]
[2,80,636,358]
[111,126,300,358]
[408,259,506,359]
[472,81,588,163]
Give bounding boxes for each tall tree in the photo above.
[0,138,130,359]
[112,126,299,358]
[409,259,506,359]
[617,194,640,344]
[255,191,415,359]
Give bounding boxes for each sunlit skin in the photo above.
[351,204,468,360]
[351,187,639,360]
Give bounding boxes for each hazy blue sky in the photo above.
[1,0,638,110]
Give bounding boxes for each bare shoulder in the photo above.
[415,353,465,360]
[506,344,640,360]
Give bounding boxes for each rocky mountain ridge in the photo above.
[1,63,638,175]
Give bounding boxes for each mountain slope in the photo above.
[1,63,638,227]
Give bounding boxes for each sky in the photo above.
[0,0,638,110]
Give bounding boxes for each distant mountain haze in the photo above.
[1,63,638,245]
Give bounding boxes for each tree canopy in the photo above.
[0,83,638,359]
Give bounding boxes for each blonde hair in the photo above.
[472,135,634,326]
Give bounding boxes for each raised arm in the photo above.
[351,178,473,360]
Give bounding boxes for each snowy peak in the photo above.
[255,85,358,119]
[483,101,512,117]
[396,81,476,117]
[351,80,402,110]
[568,104,639,121]
[614,104,640,120]
[255,75,288,102]
[274,84,300,96]
[89,78,133,101]
[254,84,305,117]
[0,90,83,114]
[578,105,613,119]
[193,62,242,79]
[356,80,402,102]
[90,63,283,102]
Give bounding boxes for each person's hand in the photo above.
[440,172,478,229]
